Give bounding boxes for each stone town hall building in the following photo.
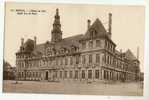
[16,8,140,82]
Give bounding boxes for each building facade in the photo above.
[3,60,16,80]
[16,9,140,82]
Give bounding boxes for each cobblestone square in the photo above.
[3,80,143,96]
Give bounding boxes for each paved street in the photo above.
[3,80,143,96]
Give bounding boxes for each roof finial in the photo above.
[56,8,59,15]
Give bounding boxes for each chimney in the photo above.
[108,13,112,37]
[137,46,139,60]
[87,19,91,29]
[21,38,24,46]
[34,36,37,48]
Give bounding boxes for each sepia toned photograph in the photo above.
[3,2,144,96]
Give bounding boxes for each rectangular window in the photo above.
[107,71,109,80]
[82,70,85,79]
[89,54,92,64]
[69,71,73,78]
[107,55,109,64]
[89,40,93,48]
[65,58,68,65]
[82,55,86,64]
[21,72,24,77]
[29,72,32,77]
[76,56,80,64]
[75,70,78,79]
[64,71,67,78]
[110,57,112,65]
[110,72,112,80]
[108,56,110,64]
[33,72,35,77]
[70,57,73,65]
[36,72,38,77]
[82,42,86,49]
[104,70,106,79]
[88,70,92,79]
[60,71,62,79]
[22,62,24,68]
[95,70,99,79]
[96,54,100,63]
[60,58,63,65]
[96,40,101,47]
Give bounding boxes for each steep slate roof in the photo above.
[84,18,109,39]
[54,34,83,50]
[32,34,84,55]
[30,43,44,56]
[24,39,34,51]
[17,39,35,53]
[33,43,45,54]
[20,18,111,56]
[125,49,137,61]
[90,18,107,34]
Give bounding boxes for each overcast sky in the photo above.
[4,2,145,72]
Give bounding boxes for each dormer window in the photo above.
[82,42,86,49]
[90,29,97,39]
[89,40,93,48]
[71,45,76,53]
[96,40,101,47]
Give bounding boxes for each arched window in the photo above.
[76,55,80,64]
[96,54,100,63]
[65,58,68,65]
[82,55,86,64]
[89,54,92,64]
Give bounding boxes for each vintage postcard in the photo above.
[3,2,144,96]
